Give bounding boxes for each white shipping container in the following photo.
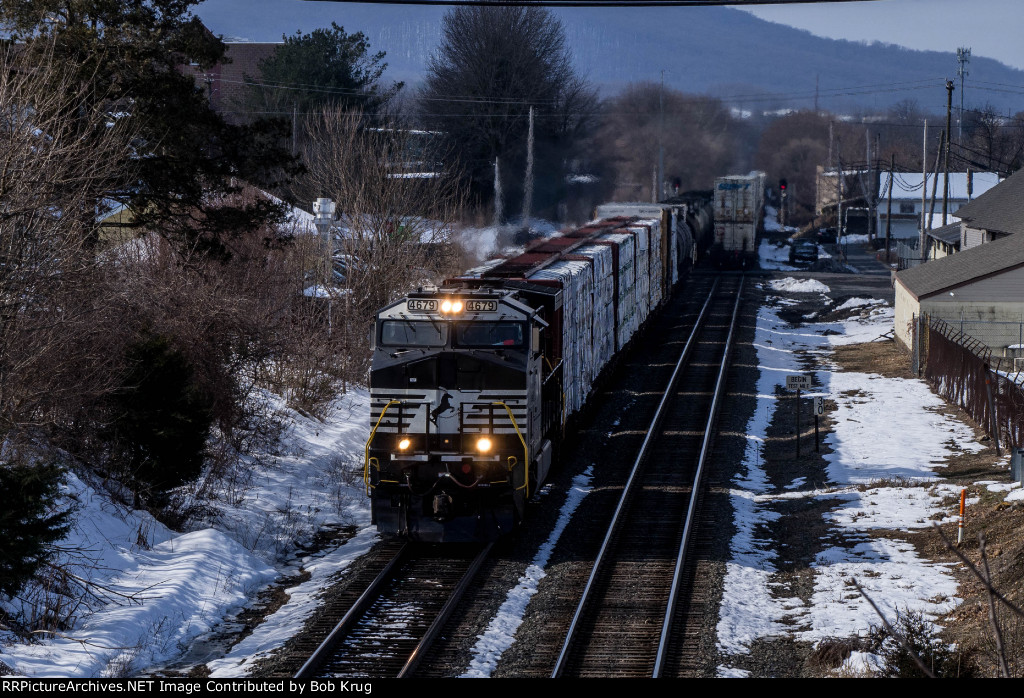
[628,225,650,326]
[714,172,766,254]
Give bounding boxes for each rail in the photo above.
[294,543,410,679]
[551,277,722,677]
[294,542,493,679]
[654,275,744,676]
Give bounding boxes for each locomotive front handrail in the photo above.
[365,399,401,494]
[492,401,529,497]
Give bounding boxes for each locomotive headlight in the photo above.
[476,437,492,453]
[440,299,464,314]
[398,437,411,451]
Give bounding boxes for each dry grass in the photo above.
[832,338,1024,677]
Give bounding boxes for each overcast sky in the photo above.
[741,0,1024,71]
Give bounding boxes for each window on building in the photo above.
[899,203,915,214]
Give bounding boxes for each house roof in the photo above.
[877,171,1000,201]
[953,167,1024,235]
[895,233,1024,300]
[926,222,961,245]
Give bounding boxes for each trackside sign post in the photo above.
[814,396,824,452]
[785,375,812,457]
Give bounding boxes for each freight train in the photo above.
[364,195,714,542]
[712,171,766,267]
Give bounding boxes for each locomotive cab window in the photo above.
[455,322,525,347]
[380,320,447,347]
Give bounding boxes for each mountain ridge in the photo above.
[195,1,1024,115]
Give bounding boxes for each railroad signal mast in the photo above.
[779,178,788,227]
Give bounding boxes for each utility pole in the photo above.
[313,197,336,336]
[957,47,971,143]
[921,120,928,255]
[943,80,954,226]
[885,154,894,262]
[658,70,665,203]
[292,102,298,155]
[928,130,944,235]
[522,105,534,226]
[837,145,844,262]
[865,127,874,241]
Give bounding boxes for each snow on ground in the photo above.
[839,234,870,246]
[769,277,831,294]
[758,239,799,271]
[0,243,1010,679]
[715,280,983,675]
[763,206,796,234]
[0,389,374,678]
[0,485,276,678]
[461,467,594,678]
[835,297,885,312]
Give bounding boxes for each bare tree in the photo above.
[0,44,136,444]
[957,103,1024,175]
[594,83,749,202]
[294,107,464,379]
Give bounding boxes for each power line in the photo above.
[225,73,946,112]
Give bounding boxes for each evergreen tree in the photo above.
[1,0,296,260]
[245,22,401,120]
[0,462,71,599]
[110,334,214,502]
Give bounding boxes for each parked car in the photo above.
[817,227,838,244]
[789,240,819,263]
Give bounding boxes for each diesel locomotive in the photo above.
[364,196,717,542]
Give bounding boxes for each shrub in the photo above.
[869,609,966,678]
[109,334,214,502]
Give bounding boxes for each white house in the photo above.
[877,171,1000,240]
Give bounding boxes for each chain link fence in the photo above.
[925,316,1024,451]
[932,317,1024,357]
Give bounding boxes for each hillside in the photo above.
[196,2,1024,114]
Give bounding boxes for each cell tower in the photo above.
[957,47,971,143]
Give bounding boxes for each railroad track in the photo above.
[293,542,493,679]
[552,275,745,678]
